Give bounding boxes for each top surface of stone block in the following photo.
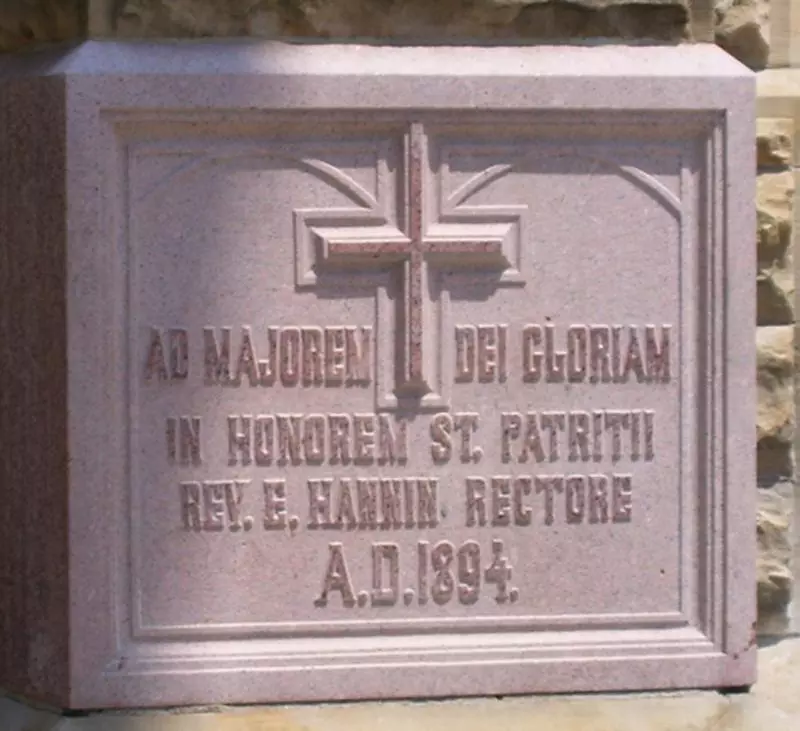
[5,38,746,78]
[0,43,754,709]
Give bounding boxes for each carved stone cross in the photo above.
[314,122,513,398]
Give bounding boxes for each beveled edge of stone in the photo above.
[0,39,752,79]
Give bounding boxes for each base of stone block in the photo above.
[1,638,798,731]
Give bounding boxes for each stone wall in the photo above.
[0,1,83,51]
[0,0,795,634]
[0,2,774,69]
[0,2,778,75]
[756,113,798,634]
[3,1,707,53]
[103,0,695,41]
[716,0,770,69]
[0,1,783,72]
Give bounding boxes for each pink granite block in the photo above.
[0,42,755,710]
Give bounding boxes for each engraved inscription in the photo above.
[500,410,655,463]
[371,543,400,607]
[315,543,356,608]
[316,538,518,609]
[166,416,202,465]
[152,317,664,614]
[150,316,664,615]
[521,324,670,384]
[454,325,509,383]
[140,134,677,628]
[466,474,634,527]
[180,480,249,532]
[430,412,483,464]
[144,327,188,382]
[263,479,288,529]
[203,326,372,387]
[227,413,408,466]
[307,477,438,530]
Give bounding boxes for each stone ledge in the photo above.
[760,68,800,98]
[2,638,798,731]
[759,69,800,133]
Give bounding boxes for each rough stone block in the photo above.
[106,0,692,40]
[757,325,795,480]
[757,482,793,631]
[0,1,84,52]
[756,151,794,326]
[757,171,794,269]
[715,0,770,70]
[757,118,793,168]
[757,266,794,326]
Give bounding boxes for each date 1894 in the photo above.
[315,538,517,609]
